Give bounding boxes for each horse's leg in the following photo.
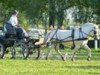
[10,47,16,59]
[45,42,52,60]
[36,45,41,60]
[83,44,91,61]
[54,43,65,61]
[71,45,80,61]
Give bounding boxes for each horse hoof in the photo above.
[0,57,4,59]
[71,58,75,61]
[62,57,66,61]
[63,58,66,61]
[10,57,15,59]
[87,58,91,61]
[0,56,4,59]
[45,57,48,60]
[63,59,66,61]
[23,56,28,60]
[35,57,39,60]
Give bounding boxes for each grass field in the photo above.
[0,48,100,75]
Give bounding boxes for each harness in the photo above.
[71,29,75,48]
[46,26,97,48]
[45,29,58,43]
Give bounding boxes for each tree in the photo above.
[0,0,100,28]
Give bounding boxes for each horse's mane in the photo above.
[81,23,97,28]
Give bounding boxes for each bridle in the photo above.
[79,27,97,39]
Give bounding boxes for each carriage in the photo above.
[0,28,40,59]
[0,23,99,61]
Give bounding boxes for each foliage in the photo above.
[0,0,100,29]
[18,12,30,30]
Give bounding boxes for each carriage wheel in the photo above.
[21,44,30,59]
[0,43,5,58]
[32,45,40,60]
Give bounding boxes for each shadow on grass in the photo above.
[65,65,100,69]
[87,72,100,75]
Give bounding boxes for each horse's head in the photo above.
[83,23,99,40]
[93,25,100,39]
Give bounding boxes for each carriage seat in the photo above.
[5,33,17,39]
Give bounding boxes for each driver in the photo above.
[4,10,28,39]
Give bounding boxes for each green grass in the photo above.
[0,59,100,75]
[0,49,100,75]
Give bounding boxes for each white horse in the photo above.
[44,23,99,61]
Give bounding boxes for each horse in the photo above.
[43,23,99,61]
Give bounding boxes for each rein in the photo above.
[45,29,59,43]
[79,27,96,38]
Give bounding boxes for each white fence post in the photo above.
[94,40,98,50]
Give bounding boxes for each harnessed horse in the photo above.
[44,23,99,61]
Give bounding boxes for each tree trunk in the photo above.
[48,0,55,28]
[57,11,64,28]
